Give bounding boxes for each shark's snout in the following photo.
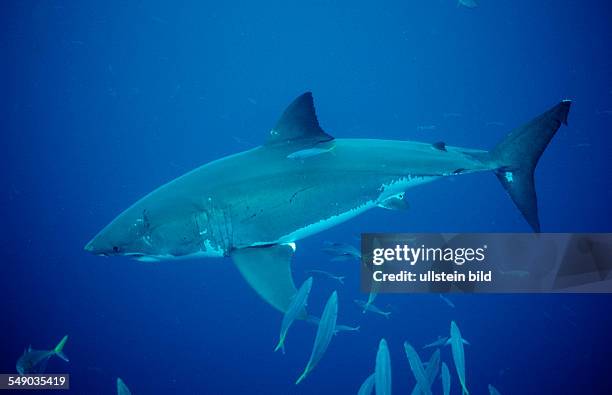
[84,216,159,257]
[83,241,94,252]
[83,233,118,256]
[83,238,106,255]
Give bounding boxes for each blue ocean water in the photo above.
[2,1,611,394]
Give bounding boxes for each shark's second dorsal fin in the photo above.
[266,92,334,149]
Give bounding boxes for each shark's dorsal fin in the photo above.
[266,92,334,149]
[231,244,304,315]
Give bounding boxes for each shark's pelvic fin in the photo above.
[378,193,409,211]
[491,100,571,232]
[231,244,303,315]
[266,92,334,149]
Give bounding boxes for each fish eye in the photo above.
[113,246,120,253]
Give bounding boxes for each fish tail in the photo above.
[338,276,345,284]
[273,338,285,354]
[54,335,69,362]
[295,367,309,385]
[489,100,571,232]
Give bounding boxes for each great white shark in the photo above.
[84,92,571,313]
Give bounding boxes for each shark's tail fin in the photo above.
[490,100,571,232]
[54,335,69,362]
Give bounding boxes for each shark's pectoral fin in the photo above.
[378,193,409,211]
[231,244,300,314]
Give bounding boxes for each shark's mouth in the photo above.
[122,239,227,262]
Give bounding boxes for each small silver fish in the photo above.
[439,294,456,308]
[306,269,345,284]
[366,288,378,306]
[275,277,313,353]
[423,336,449,349]
[334,324,360,333]
[441,362,451,395]
[306,315,359,334]
[357,373,375,395]
[16,335,69,374]
[375,338,392,395]
[322,241,361,261]
[354,299,391,319]
[287,146,335,160]
[458,0,478,8]
[448,321,469,394]
[410,349,440,395]
[404,341,432,395]
[296,291,338,384]
[117,377,132,395]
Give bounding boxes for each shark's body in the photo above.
[85,92,571,313]
[88,137,490,258]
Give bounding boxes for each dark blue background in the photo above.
[2,1,611,394]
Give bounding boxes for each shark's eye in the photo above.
[113,246,119,253]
